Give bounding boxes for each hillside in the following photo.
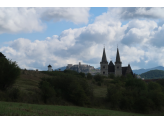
[140,70,164,79]
[2,69,164,115]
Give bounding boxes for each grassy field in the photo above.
[0,101,144,116]
[13,70,51,93]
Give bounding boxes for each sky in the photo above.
[1,6,164,70]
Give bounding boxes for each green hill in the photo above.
[140,70,164,79]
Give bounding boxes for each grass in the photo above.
[13,71,51,93]
[93,84,107,98]
[0,101,144,116]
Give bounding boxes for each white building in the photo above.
[48,64,53,71]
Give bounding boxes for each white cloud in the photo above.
[2,7,164,70]
[0,7,45,34]
[108,7,164,20]
[39,7,90,24]
[0,7,90,34]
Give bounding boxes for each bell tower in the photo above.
[115,48,122,76]
[100,47,108,76]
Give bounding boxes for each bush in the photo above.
[0,54,21,91]
[87,73,92,79]
[106,84,123,109]
[108,74,114,79]
[157,79,164,87]
[79,72,85,78]
[0,90,7,101]
[148,82,161,92]
[7,88,20,102]
[94,74,103,82]
[97,81,101,86]
[39,74,93,106]
[39,80,56,103]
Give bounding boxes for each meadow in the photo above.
[0,101,143,116]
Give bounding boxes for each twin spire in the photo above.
[101,46,121,64]
[101,47,108,63]
[115,48,121,64]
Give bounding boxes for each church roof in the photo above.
[128,64,131,70]
[48,65,52,67]
[122,67,128,75]
[100,48,108,63]
[108,66,115,72]
[122,64,133,76]
[115,48,121,64]
[108,61,114,66]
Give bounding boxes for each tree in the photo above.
[39,80,56,103]
[87,73,92,79]
[79,72,85,78]
[108,74,114,79]
[0,52,6,58]
[0,53,21,91]
[94,74,103,82]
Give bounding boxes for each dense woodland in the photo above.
[140,70,164,79]
[1,52,164,115]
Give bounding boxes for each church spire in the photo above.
[101,47,108,63]
[115,48,121,63]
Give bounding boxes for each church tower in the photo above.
[100,47,108,76]
[115,48,122,76]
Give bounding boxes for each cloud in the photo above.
[0,7,90,34]
[0,7,45,34]
[39,7,90,24]
[149,25,164,47]
[1,8,164,70]
[122,19,157,46]
[108,7,164,20]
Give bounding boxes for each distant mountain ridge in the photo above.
[140,70,164,79]
[54,66,67,71]
[133,66,164,75]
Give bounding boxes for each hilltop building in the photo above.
[66,62,95,74]
[100,47,133,77]
[48,64,53,71]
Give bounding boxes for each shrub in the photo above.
[87,73,92,79]
[97,81,101,86]
[108,74,114,79]
[106,84,124,109]
[157,79,164,87]
[0,90,7,101]
[79,72,85,78]
[148,90,164,110]
[40,74,93,106]
[7,88,20,102]
[39,80,56,103]
[148,82,161,92]
[133,95,150,113]
[0,54,21,91]
[94,74,103,82]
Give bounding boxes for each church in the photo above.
[100,47,133,77]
